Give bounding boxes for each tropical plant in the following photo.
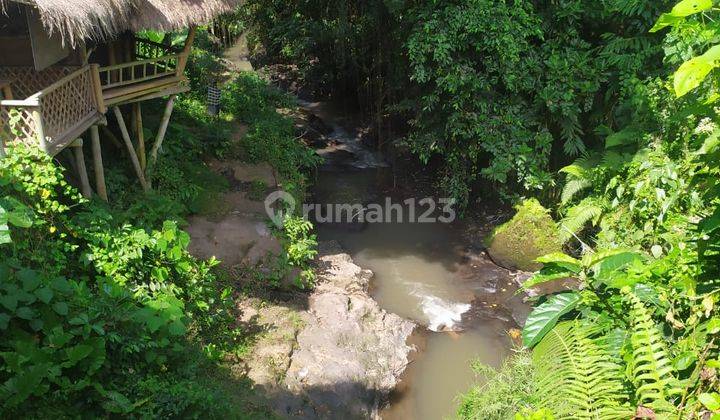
[531,321,631,419]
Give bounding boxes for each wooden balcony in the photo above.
[98,38,190,106]
[0,65,105,156]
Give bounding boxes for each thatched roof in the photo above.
[1,0,242,45]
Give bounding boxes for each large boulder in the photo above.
[281,241,415,418]
[486,199,562,272]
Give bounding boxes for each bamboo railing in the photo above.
[0,65,104,155]
[98,54,181,90]
[97,37,192,106]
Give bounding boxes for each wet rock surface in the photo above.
[279,241,416,419]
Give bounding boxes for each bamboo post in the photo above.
[113,106,149,191]
[100,125,123,150]
[90,64,106,114]
[1,84,13,100]
[149,95,176,165]
[31,108,48,153]
[133,103,146,170]
[71,139,92,198]
[108,42,118,84]
[176,26,197,75]
[90,125,107,201]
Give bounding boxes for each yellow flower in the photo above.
[49,226,57,234]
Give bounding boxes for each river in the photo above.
[302,99,525,419]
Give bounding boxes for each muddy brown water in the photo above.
[305,100,521,419]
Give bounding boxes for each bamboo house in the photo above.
[0,0,240,199]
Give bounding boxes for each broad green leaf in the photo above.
[0,294,18,311]
[559,163,587,178]
[64,344,94,366]
[651,244,663,258]
[19,269,40,291]
[605,129,640,149]
[670,0,712,16]
[535,252,582,272]
[650,13,685,32]
[13,365,46,404]
[699,393,720,411]
[633,283,660,306]
[522,292,581,348]
[146,315,165,332]
[651,0,713,32]
[706,318,720,334]
[584,249,643,274]
[168,320,186,336]
[699,207,720,234]
[522,270,576,291]
[51,277,72,293]
[674,45,720,97]
[0,223,10,245]
[697,129,720,155]
[673,351,697,370]
[52,302,69,316]
[7,209,33,228]
[0,313,9,330]
[35,287,53,304]
[16,306,35,320]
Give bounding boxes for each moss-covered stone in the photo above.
[486,199,562,271]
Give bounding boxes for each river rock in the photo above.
[307,113,334,136]
[280,241,415,419]
[486,198,562,272]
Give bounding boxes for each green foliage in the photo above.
[222,73,321,202]
[457,351,539,419]
[532,321,631,419]
[273,215,318,288]
[522,293,582,348]
[558,198,603,244]
[0,144,242,416]
[624,290,682,411]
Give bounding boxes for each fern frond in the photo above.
[558,198,603,243]
[561,178,593,205]
[626,292,682,411]
[600,150,631,172]
[561,117,585,156]
[532,321,631,419]
[559,155,598,179]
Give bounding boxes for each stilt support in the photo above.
[100,125,123,150]
[90,125,107,201]
[133,103,146,171]
[71,139,92,198]
[113,106,149,191]
[149,95,176,165]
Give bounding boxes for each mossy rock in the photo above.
[486,199,562,272]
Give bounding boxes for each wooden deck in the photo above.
[0,65,105,156]
[99,38,190,106]
[0,37,191,156]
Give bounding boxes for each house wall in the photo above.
[0,4,83,68]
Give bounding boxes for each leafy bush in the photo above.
[457,351,539,419]
[222,73,321,202]
[272,215,318,288]
[0,145,240,417]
